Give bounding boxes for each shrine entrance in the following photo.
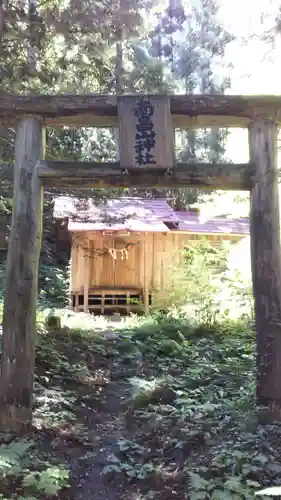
[0,93,281,427]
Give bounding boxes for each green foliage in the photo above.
[0,259,70,308]
[0,322,116,499]
[0,439,33,478]
[33,325,113,428]
[97,315,279,500]
[38,263,69,307]
[0,438,69,499]
[152,238,252,324]
[0,307,276,500]
[180,239,229,314]
[22,467,69,496]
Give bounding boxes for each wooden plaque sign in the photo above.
[118,95,174,168]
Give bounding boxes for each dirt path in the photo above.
[68,356,132,500]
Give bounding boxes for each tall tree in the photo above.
[123,0,233,208]
[169,0,233,209]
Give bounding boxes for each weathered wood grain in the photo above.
[1,94,281,127]
[0,118,44,431]
[0,160,257,190]
[249,120,281,419]
[36,160,255,190]
[118,96,174,168]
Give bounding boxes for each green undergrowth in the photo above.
[0,436,69,500]
[0,316,116,500]
[99,317,281,500]
[0,311,280,499]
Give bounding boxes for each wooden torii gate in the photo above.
[0,93,281,430]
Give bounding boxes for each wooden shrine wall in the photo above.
[70,231,243,299]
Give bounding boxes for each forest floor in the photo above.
[1,313,281,500]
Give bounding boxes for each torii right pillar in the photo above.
[249,119,281,419]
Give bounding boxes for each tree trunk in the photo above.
[28,0,37,73]
[0,0,6,43]
[115,36,123,96]
[0,118,44,431]
[249,119,281,420]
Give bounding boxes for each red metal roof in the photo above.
[53,197,249,235]
[54,196,177,232]
[54,197,177,220]
[175,211,249,235]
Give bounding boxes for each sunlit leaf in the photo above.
[256,486,281,496]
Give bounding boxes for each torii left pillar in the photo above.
[0,117,44,431]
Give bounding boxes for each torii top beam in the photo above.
[1,94,281,128]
